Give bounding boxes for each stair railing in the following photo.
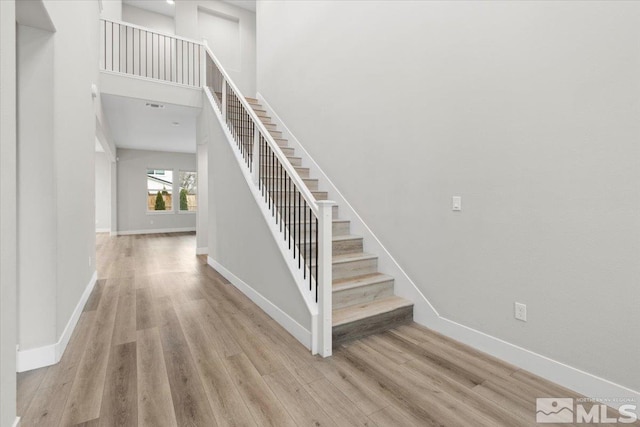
[203,45,333,357]
[100,19,203,87]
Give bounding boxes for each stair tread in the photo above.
[298,234,362,244]
[333,272,394,291]
[332,252,377,264]
[333,296,413,327]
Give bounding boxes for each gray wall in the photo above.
[17,24,57,351]
[0,0,17,423]
[95,152,112,231]
[15,0,100,361]
[176,0,256,96]
[257,1,640,391]
[116,148,197,233]
[46,0,100,342]
[122,3,174,34]
[200,101,310,330]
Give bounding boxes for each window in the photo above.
[147,169,173,211]
[179,171,197,212]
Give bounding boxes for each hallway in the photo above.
[16,233,625,426]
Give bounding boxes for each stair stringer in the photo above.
[256,93,440,328]
[202,90,320,353]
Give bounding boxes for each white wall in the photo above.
[45,0,100,344]
[95,152,112,231]
[196,143,208,253]
[200,100,310,329]
[101,0,122,21]
[0,0,17,423]
[122,3,174,34]
[116,148,197,233]
[17,24,57,353]
[257,1,640,393]
[176,0,256,96]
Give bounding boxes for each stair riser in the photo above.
[261,166,309,178]
[333,257,377,281]
[270,191,328,202]
[259,156,301,166]
[295,238,363,258]
[269,130,283,138]
[276,205,338,217]
[332,305,413,347]
[261,178,318,190]
[293,221,350,236]
[333,280,394,310]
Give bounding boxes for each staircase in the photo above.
[245,97,414,347]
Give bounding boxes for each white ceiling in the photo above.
[122,0,175,17]
[122,0,256,17]
[101,94,199,154]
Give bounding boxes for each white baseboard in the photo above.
[256,92,640,413]
[196,247,208,255]
[17,271,97,372]
[431,317,640,414]
[12,417,20,427]
[207,256,312,350]
[95,228,110,233]
[113,227,196,236]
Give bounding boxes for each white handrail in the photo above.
[203,45,319,215]
[101,18,204,46]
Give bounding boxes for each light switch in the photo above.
[452,196,462,211]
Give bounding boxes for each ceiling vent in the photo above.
[145,102,165,109]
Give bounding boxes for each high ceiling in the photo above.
[121,0,256,17]
[101,94,199,154]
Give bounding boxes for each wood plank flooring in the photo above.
[16,232,636,426]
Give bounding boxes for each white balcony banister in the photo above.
[100,19,203,87]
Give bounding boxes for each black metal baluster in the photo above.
[289,179,293,247]
[298,192,301,269]
[293,184,297,259]
[111,22,114,71]
[285,172,289,241]
[315,215,319,302]
[309,206,312,291]
[303,199,307,280]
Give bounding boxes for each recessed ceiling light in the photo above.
[172,121,180,126]
[145,102,165,109]
[167,0,175,4]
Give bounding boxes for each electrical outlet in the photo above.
[515,302,527,322]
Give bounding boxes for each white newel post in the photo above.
[316,200,334,357]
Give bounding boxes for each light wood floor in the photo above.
[16,232,634,426]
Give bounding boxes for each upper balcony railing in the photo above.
[100,19,203,87]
